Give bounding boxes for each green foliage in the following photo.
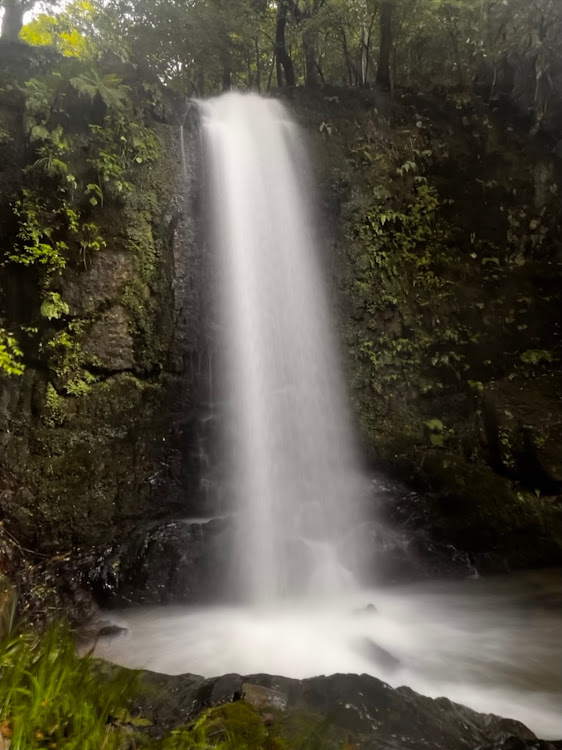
[0,577,17,641]
[0,624,345,750]
[1,56,160,393]
[20,1,98,59]
[42,326,98,396]
[0,329,25,376]
[159,702,284,750]
[157,701,339,750]
[21,76,62,136]
[40,292,70,321]
[88,118,160,199]
[70,70,130,109]
[425,418,446,447]
[520,349,554,365]
[0,623,141,750]
[85,182,103,206]
[44,382,66,426]
[425,418,444,432]
[0,126,12,144]
[350,180,452,309]
[8,190,68,273]
[78,221,106,265]
[80,0,276,94]
[15,0,562,128]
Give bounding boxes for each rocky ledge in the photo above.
[121,669,561,750]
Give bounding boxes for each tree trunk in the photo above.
[222,63,232,91]
[360,26,369,86]
[303,29,318,86]
[339,27,354,85]
[275,0,295,86]
[255,37,262,91]
[1,0,25,41]
[376,1,393,91]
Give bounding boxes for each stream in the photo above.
[95,567,562,739]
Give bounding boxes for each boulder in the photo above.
[128,668,560,749]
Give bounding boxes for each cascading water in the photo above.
[200,93,363,603]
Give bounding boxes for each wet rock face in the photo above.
[82,480,480,610]
[0,46,209,552]
[83,305,135,371]
[129,669,558,749]
[85,518,231,606]
[286,87,562,569]
[63,249,136,317]
[480,373,562,491]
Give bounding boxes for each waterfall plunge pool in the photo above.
[94,568,562,740]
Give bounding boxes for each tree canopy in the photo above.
[3,0,557,113]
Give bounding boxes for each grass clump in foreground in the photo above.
[0,623,141,750]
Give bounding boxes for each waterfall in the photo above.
[200,93,363,604]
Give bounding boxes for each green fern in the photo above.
[70,70,130,110]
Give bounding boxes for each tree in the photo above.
[1,0,57,41]
[11,0,562,130]
[19,1,98,58]
[275,0,295,86]
[375,0,393,90]
[1,0,31,40]
[93,0,273,94]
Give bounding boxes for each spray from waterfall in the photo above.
[200,93,364,603]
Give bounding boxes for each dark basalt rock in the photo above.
[340,477,480,586]
[96,623,128,638]
[85,517,231,607]
[82,479,484,612]
[128,669,559,749]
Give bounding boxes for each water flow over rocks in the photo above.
[200,92,365,602]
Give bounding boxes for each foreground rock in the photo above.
[127,669,560,750]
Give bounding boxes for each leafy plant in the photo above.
[85,182,103,206]
[0,330,25,376]
[70,70,130,109]
[0,623,141,750]
[43,326,92,394]
[158,700,338,750]
[520,349,554,365]
[88,118,159,199]
[424,418,444,432]
[40,292,70,321]
[7,190,68,273]
[21,76,62,135]
[78,221,106,266]
[0,577,17,640]
[425,418,446,447]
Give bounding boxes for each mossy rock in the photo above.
[158,702,287,749]
[417,451,562,567]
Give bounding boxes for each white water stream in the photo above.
[200,92,364,602]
